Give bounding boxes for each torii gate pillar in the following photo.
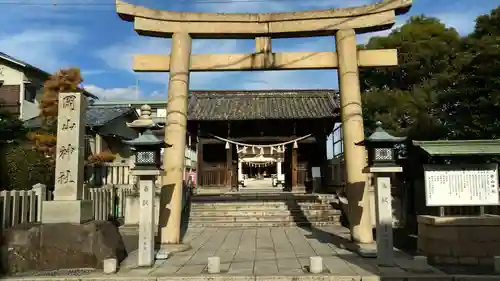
[336,29,372,243]
[161,33,192,244]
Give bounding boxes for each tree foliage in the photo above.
[360,7,500,141]
[0,144,54,190]
[0,103,26,144]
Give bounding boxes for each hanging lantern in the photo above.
[293,141,298,149]
[225,141,230,149]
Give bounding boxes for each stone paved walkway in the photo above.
[116,225,445,278]
[5,226,500,280]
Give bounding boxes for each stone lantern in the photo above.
[359,121,406,167]
[123,105,166,267]
[126,130,164,170]
[356,121,406,267]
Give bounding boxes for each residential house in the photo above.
[93,100,197,174]
[24,104,139,163]
[0,52,98,120]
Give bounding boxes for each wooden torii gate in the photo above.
[115,0,412,246]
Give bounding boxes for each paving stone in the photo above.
[228,261,255,274]
[322,256,357,275]
[1,226,454,280]
[277,257,303,272]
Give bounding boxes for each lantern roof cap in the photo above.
[357,121,406,146]
[126,103,161,129]
[124,129,165,147]
[367,121,406,142]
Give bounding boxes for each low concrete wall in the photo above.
[418,215,500,265]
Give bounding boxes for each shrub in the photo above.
[86,151,116,167]
[0,144,54,191]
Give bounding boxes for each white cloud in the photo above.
[0,28,82,72]
[96,36,247,89]
[84,84,141,100]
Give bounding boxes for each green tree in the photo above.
[360,15,462,92]
[438,6,500,139]
[0,102,26,144]
[471,6,500,38]
[360,15,461,139]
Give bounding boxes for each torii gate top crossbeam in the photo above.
[116,0,412,39]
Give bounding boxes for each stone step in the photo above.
[187,221,341,228]
[187,214,340,223]
[191,193,338,202]
[189,209,341,217]
[190,201,336,208]
[237,189,285,193]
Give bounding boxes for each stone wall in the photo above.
[418,215,500,265]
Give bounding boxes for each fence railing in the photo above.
[0,183,135,230]
[86,162,135,186]
[0,183,52,229]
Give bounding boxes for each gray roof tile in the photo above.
[24,105,135,129]
[187,90,339,121]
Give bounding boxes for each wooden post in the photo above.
[196,139,204,189]
[226,143,232,189]
[291,145,298,191]
[318,134,328,190]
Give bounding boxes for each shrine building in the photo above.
[186,89,339,193]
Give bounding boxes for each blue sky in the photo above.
[0,0,499,101]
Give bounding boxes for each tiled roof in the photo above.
[24,105,136,129]
[187,90,339,121]
[86,105,135,127]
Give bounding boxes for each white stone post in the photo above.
[130,170,163,267]
[369,166,402,267]
[41,92,93,224]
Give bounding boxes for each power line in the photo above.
[0,0,335,6]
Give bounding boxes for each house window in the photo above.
[24,84,38,103]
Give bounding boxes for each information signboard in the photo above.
[424,164,499,206]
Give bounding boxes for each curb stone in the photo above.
[3,275,500,281]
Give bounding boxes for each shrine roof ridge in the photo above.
[190,89,338,98]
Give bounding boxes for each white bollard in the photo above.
[208,256,221,274]
[309,256,323,274]
[413,256,428,268]
[103,258,118,274]
[494,256,500,273]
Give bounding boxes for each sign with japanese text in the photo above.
[424,164,499,206]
